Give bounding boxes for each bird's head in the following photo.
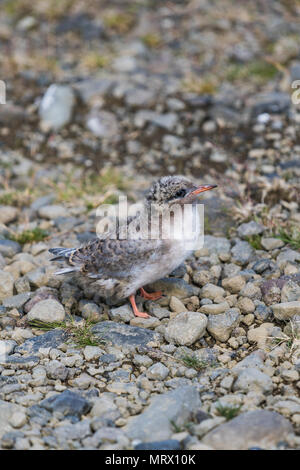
[145,175,217,209]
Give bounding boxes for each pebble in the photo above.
[271,301,300,320]
[164,312,207,346]
[146,363,169,380]
[27,299,66,323]
[222,275,246,294]
[201,283,225,300]
[0,271,14,301]
[202,410,292,450]
[206,309,240,342]
[39,84,75,130]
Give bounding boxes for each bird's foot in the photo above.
[129,295,150,319]
[139,287,162,301]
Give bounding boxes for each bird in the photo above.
[49,175,217,318]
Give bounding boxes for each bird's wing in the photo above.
[51,237,167,279]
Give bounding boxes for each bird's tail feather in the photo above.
[54,267,78,275]
[49,247,75,261]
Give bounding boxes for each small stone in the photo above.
[207,309,240,342]
[237,221,265,239]
[201,283,225,300]
[0,240,21,257]
[0,206,18,224]
[202,410,292,450]
[281,369,299,382]
[9,412,27,429]
[38,205,69,219]
[45,360,69,381]
[39,84,75,130]
[130,316,160,329]
[233,368,273,393]
[164,312,207,346]
[79,301,103,322]
[271,301,300,320]
[124,386,200,442]
[147,362,169,380]
[3,292,31,309]
[261,238,284,251]
[83,346,102,361]
[231,241,254,265]
[237,297,255,314]
[86,110,119,139]
[281,281,300,302]
[169,296,187,313]
[110,304,133,322]
[199,302,229,315]
[40,390,91,418]
[222,275,246,294]
[27,299,65,323]
[0,271,14,301]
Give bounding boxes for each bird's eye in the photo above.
[174,189,186,198]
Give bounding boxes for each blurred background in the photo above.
[0,0,299,236]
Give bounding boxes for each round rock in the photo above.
[27,299,66,323]
[164,312,207,346]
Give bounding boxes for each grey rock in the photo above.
[261,237,284,251]
[231,241,254,265]
[204,236,231,254]
[252,259,275,274]
[135,110,178,131]
[15,329,69,354]
[271,301,300,320]
[30,194,55,211]
[254,304,272,322]
[147,362,169,380]
[250,92,290,117]
[145,301,170,319]
[45,360,69,381]
[86,110,119,139]
[39,84,75,130]
[202,410,292,450]
[23,287,58,313]
[78,300,103,321]
[0,271,14,301]
[233,367,273,393]
[165,312,207,346]
[207,309,240,342]
[110,304,133,323]
[0,206,18,224]
[54,420,91,446]
[38,204,69,219]
[237,221,265,239]
[135,440,181,450]
[27,299,66,323]
[125,87,156,108]
[2,292,31,309]
[92,321,161,351]
[124,386,200,442]
[40,390,91,418]
[74,77,115,103]
[0,339,17,357]
[281,280,300,302]
[0,239,21,257]
[0,400,26,439]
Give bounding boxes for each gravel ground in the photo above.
[0,0,300,450]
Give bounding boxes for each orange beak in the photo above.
[189,184,217,196]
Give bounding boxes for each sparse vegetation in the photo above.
[277,227,300,251]
[141,33,162,49]
[103,11,135,33]
[28,318,105,348]
[216,403,242,421]
[8,227,48,245]
[245,234,263,250]
[180,353,209,371]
